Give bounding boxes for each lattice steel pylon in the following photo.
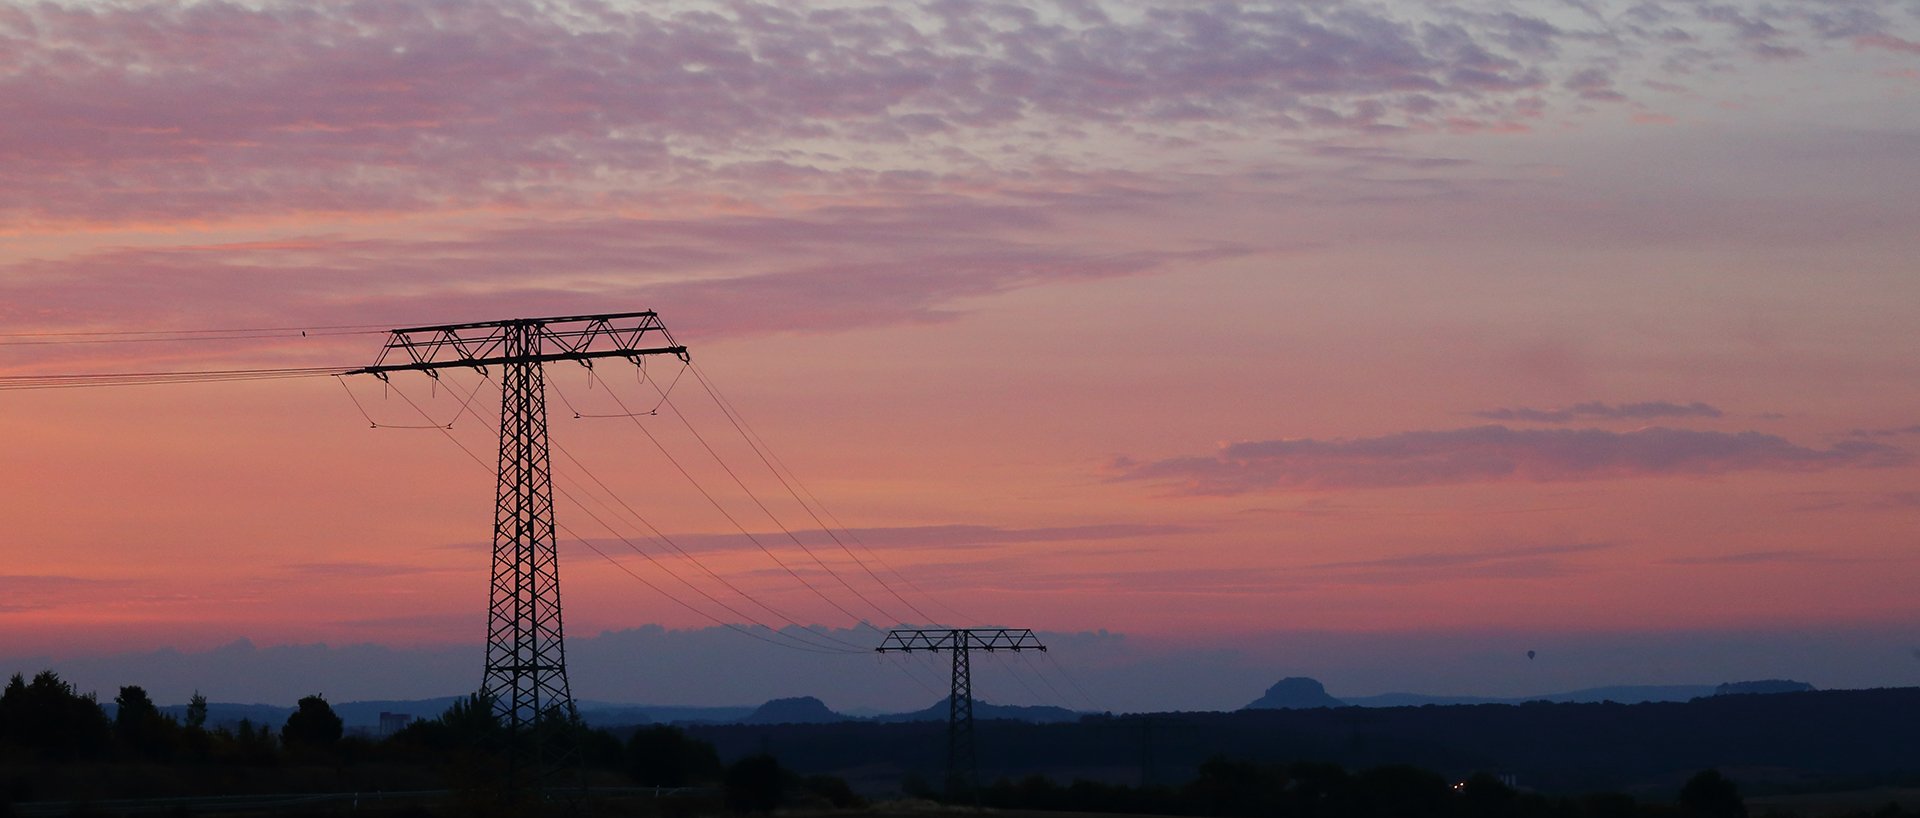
[876,628,1048,799]
[349,312,688,788]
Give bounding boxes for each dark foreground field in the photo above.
[8,673,1920,816]
[683,687,1920,795]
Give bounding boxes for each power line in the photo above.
[587,380,879,628]
[689,362,977,626]
[0,366,340,390]
[681,364,939,626]
[0,323,392,338]
[646,386,904,626]
[401,371,869,653]
[381,373,862,656]
[0,329,381,346]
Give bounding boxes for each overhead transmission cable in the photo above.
[379,373,863,655]
[404,371,869,654]
[1042,650,1107,712]
[687,362,977,626]
[677,364,940,626]
[1013,650,1087,711]
[0,323,391,338]
[989,650,1056,708]
[636,385,906,627]
[0,366,339,390]
[569,379,880,629]
[482,377,876,651]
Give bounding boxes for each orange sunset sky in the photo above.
[3,0,1920,707]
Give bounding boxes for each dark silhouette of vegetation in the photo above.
[184,690,207,729]
[0,668,1875,818]
[628,724,722,786]
[0,675,738,806]
[687,687,1920,795]
[976,757,1719,818]
[1678,770,1746,818]
[724,753,786,812]
[719,751,862,812]
[280,694,343,749]
[112,685,175,759]
[0,671,111,760]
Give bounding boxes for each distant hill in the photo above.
[1243,677,1346,710]
[743,696,849,724]
[871,697,1081,724]
[1337,683,1790,707]
[684,686,1920,795]
[1717,679,1816,695]
[1340,684,1719,707]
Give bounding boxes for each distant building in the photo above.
[377,711,412,738]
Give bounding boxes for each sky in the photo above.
[2,0,1920,709]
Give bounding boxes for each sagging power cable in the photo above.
[686,362,977,626]
[382,374,864,655]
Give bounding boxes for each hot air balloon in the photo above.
[1527,650,1536,660]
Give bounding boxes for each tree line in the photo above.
[0,670,859,809]
[5,670,1913,818]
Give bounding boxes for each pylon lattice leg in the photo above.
[947,646,976,798]
[481,323,576,788]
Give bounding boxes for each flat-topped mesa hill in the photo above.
[1242,677,1346,710]
[743,696,847,725]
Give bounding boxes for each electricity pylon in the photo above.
[876,628,1048,799]
[349,312,687,787]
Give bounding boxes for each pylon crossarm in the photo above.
[344,312,686,376]
[875,628,1048,653]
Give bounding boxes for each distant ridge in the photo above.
[1717,679,1816,695]
[742,696,849,724]
[1336,680,1817,708]
[871,697,1081,723]
[1242,677,1346,710]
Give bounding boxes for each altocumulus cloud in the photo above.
[1109,426,1908,494]
[1474,401,1725,423]
[1,0,1911,223]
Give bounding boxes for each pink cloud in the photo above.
[0,202,1255,365]
[1110,426,1909,495]
[1855,33,1920,53]
[1473,400,1724,423]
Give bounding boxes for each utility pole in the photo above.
[876,628,1047,800]
[349,312,686,790]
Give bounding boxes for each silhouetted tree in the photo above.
[0,671,111,760]
[185,691,208,730]
[281,695,343,749]
[1678,770,1745,818]
[1184,756,1296,816]
[627,724,722,786]
[1456,772,1520,818]
[113,685,176,759]
[802,774,862,808]
[223,717,278,765]
[387,691,500,754]
[724,753,786,812]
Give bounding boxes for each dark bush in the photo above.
[803,774,863,808]
[723,753,785,812]
[281,695,343,749]
[627,724,722,786]
[1678,770,1745,818]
